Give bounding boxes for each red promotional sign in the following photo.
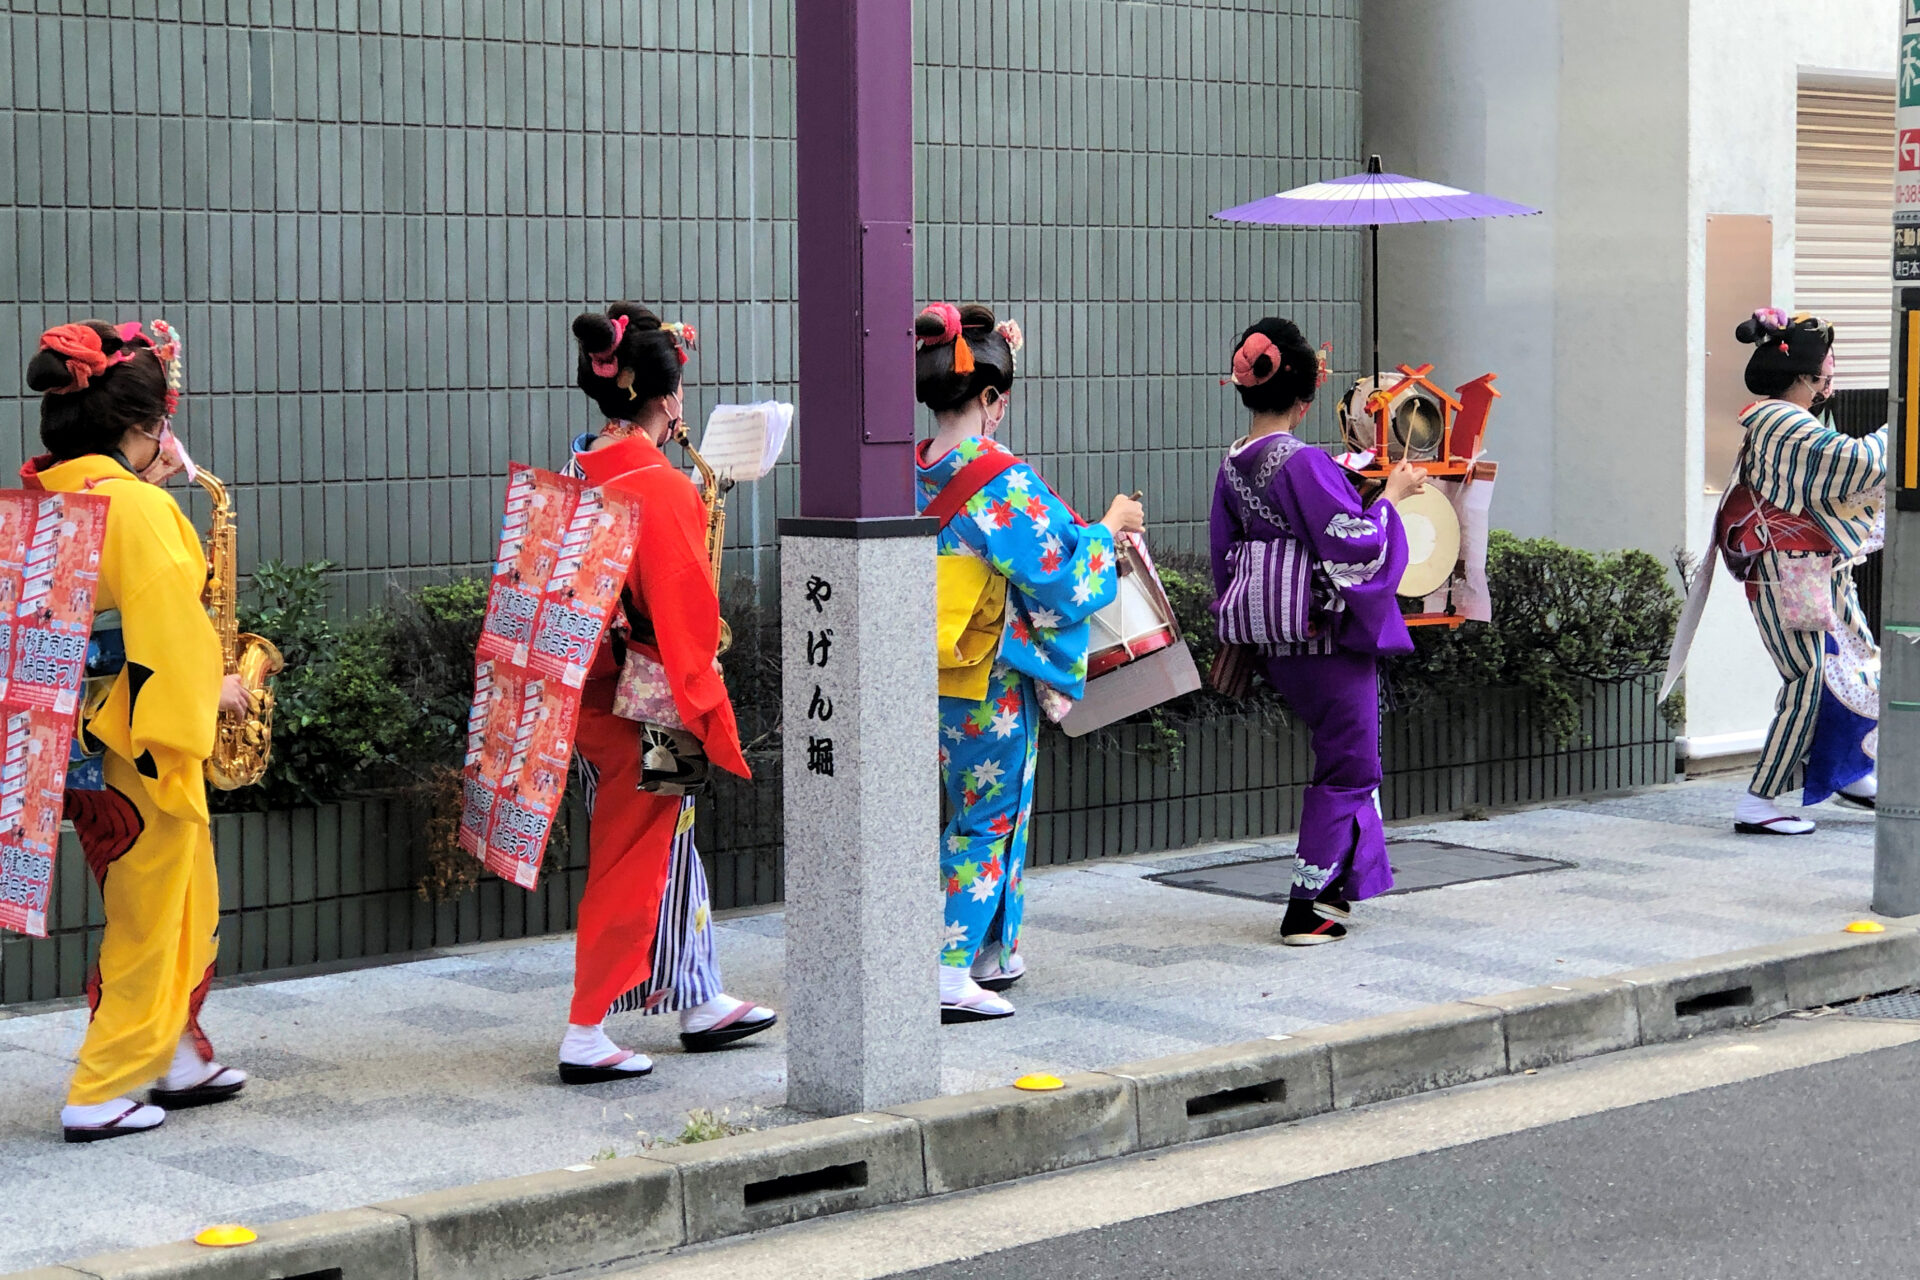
[0,490,109,938]
[1902,129,1920,171]
[460,466,641,888]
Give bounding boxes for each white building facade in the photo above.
[1364,0,1898,763]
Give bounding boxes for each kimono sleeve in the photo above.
[1208,465,1236,598]
[623,472,751,781]
[93,483,223,824]
[959,463,1118,625]
[1276,450,1412,648]
[1795,422,1888,506]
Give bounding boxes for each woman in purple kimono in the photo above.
[1209,318,1426,945]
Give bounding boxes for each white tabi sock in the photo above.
[680,994,774,1034]
[939,966,977,1003]
[559,1023,653,1072]
[1841,773,1878,800]
[61,1098,165,1131]
[159,1035,247,1093]
[1736,791,1815,834]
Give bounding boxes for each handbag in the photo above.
[1767,551,1839,633]
[1213,434,1319,646]
[608,593,713,795]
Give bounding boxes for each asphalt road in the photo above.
[898,1031,1920,1279]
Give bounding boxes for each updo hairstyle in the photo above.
[1228,317,1319,416]
[25,320,169,461]
[570,303,687,423]
[914,303,1015,414]
[1733,309,1834,398]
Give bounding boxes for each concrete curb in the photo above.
[17,925,1919,1280]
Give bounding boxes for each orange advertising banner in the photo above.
[0,489,110,938]
[460,466,641,889]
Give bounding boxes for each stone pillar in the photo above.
[783,0,939,1112]
[780,525,940,1113]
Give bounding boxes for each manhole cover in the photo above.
[1841,991,1920,1020]
[1149,840,1571,905]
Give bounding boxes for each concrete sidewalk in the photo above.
[0,776,1883,1270]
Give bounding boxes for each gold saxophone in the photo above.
[195,469,286,790]
[675,424,734,654]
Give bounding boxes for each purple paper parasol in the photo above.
[1214,157,1541,380]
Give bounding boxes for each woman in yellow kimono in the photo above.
[22,321,250,1142]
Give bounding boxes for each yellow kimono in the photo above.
[31,453,223,1106]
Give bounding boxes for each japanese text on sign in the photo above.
[800,574,839,777]
[0,490,110,939]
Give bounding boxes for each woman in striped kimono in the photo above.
[1729,310,1885,836]
[1209,318,1427,945]
[553,304,775,1082]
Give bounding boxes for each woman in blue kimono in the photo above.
[914,303,1143,1022]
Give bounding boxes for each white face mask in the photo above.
[134,424,196,486]
[981,391,1007,437]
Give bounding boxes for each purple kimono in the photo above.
[1210,432,1414,902]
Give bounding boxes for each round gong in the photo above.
[1392,488,1461,599]
[1389,392,1446,460]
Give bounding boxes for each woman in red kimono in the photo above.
[556,304,774,1082]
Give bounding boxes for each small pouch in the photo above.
[1769,551,1839,632]
[611,649,686,729]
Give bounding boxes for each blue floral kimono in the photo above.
[915,436,1118,971]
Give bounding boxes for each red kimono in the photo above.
[568,433,750,1026]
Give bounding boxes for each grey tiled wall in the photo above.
[0,0,1361,611]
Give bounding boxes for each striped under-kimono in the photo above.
[565,436,726,1016]
[1737,399,1887,799]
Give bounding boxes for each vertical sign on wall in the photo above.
[1899,14,1920,510]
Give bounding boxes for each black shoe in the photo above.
[680,1011,777,1053]
[1282,900,1349,946]
[1313,895,1352,922]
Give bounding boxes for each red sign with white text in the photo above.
[0,490,109,938]
[460,466,640,889]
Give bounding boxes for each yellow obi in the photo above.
[935,555,1007,700]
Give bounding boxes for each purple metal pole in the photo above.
[795,0,917,521]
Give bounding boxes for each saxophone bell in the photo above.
[195,468,284,791]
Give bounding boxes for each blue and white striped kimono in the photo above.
[1737,400,1887,802]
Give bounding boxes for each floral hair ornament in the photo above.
[1228,332,1284,388]
[148,319,185,419]
[996,319,1025,373]
[662,322,699,366]
[1315,341,1333,390]
[1751,307,1790,334]
[37,323,140,394]
[917,303,973,375]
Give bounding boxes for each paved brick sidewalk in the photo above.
[0,777,1881,1270]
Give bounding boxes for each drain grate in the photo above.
[1841,990,1920,1020]
[1149,840,1571,905]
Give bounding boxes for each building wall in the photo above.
[1361,0,1561,537]
[0,0,1364,615]
[1682,0,1895,752]
[1365,0,1899,756]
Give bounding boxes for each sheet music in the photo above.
[698,402,794,483]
